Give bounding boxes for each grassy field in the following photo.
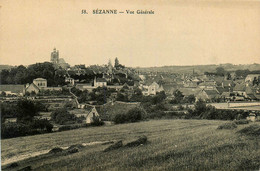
[1,119,260,170]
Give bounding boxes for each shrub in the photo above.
[237,124,260,136]
[113,107,146,124]
[234,120,249,125]
[148,111,166,119]
[51,108,76,125]
[91,116,104,126]
[29,119,53,132]
[1,118,53,139]
[165,112,186,119]
[217,122,237,129]
[58,124,81,131]
[113,113,126,124]
[177,104,184,111]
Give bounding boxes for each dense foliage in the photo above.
[1,121,52,139]
[1,99,53,139]
[186,99,251,120]
[113,107,147,124]
[51,108,77,125]
[0,62,66,86]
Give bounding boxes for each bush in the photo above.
[51,108,77,125]
[91,116,104,126]
[237,124,260,136]
[113,107,146,124]
[148,111,166,119]
[217,122,237,129]
[58,124,81,131]
[1,119,53,139]
[29,119,53,132]
[113,113,126,124]
[234,120,249,125]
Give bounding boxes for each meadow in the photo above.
[1,119,260,170]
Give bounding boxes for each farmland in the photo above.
[1,119,260,170]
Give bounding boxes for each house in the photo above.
[216,86,232,95]
[196,89,220,101]
[0,84,25,96]
[34,112,52,120]
[244,86,260,100]
[42,87,63,91]
[183,80,196,88]
[73,106,100,124]
[178,87,201,97]
[65,77,75,86]
[147,82,161,95]
[162,84,177,95]
[76,83,95,92]
[33,78,47,88]
[245,74,260,83]
[183,79,199,88]
[94,77,107,87]
[233,82,246,96]
[4,118,17,123]
[198,81,216,90]
[25,83,40,94]
[221,92,236,101]
[221,80,235,88]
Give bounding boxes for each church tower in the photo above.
[50,48,59,64]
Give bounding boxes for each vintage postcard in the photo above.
[1,0,260,170]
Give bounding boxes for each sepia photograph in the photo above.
[0,0,260,170]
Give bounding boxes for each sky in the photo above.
[0,0,260,67]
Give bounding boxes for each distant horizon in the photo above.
[0,61,260,68]
[1,0,260,67]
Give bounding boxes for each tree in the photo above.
[184,95,196,104]
[194,99,207,115]
[216,67,225,76]
[51,108,76,125]
[114,57,119,69]
[226,72,231,80]
[235,69,250,78]
[152,91,166,104]
[173,90,184,103]
[16,99,40,123]
[116,93,128,102]
[108,59,113,68]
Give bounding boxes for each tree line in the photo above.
[0,62,66,86]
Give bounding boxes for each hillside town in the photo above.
[1,48,260,138]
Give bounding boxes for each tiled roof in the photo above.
[199,81,215,86]
[178,88,201,96]
[204,90,219,96]
[233,83,246,91]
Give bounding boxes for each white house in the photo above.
[94,77,107,87]
[33,78,47,88]
[147,82,160,95]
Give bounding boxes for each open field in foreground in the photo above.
[2,120,260,170]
